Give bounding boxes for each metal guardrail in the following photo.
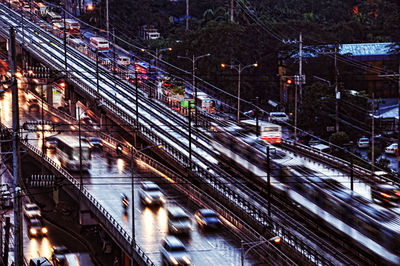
[0,120,154,266]
[282,139,400,186]
[0,9,344,264]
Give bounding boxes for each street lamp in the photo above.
[155,47,172,78]
[221,62,258,124]
[177,53,210,126]
[241,236,281,266]
[129,144,162,240]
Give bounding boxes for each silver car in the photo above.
[160,236,191,265]
[139,181,166,206]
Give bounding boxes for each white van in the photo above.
[89,37,109,52]
[311,143,331,153]
[117,56,130,68]
[269,112,289,123]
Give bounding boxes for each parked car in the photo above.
[371,183,400,206]
[51,245,69,266]
[138,181,166,207]
[87,136,103,150]
[269,112,289,123]
[357,137,370,149]
[167,207,192,235]
[29,257,52,266]
[194,209,221,230]
[23,203,41,218]
[27,218,47,238]
[160,236,191,266]
[385,143,398,155]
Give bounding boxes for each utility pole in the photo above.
[398,63,400,174]
[185,0,189,31]
[96,48,99,93]
[334,43,339,132]
[10,27,23,266]
[299,32,303,105]
[112,28,116,75]
[255,96,259,137]
[266,145,271,217]
[63,4,67,71]
[188,101,192,169]
[230,0,234,22]
[372,92,375,175]
[106,0,109,39]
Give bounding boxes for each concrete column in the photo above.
[46,84,53,106]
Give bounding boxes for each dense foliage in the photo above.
[97,0,399,137]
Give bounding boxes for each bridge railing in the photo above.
[0,11,347,264]
[9,132,155,266]
[282,139,399,186]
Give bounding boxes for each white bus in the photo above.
[89,37,109,52]
[241,119,282,143]
[56,136,91,171]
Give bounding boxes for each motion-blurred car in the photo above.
[385,143,398,155]
[160,236,191,266]
[87,136,103,150]
[194,209,221,230]
[139,181,166,206]
[44,136,58,149]
[51,245,69,266]
[27,218,47,238]
[372,183,400,206]
[24,203,41,218]
[357,137,370,149]
[167,207,192,235]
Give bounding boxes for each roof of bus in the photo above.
[241,119,281,127]
[57,135,91,147]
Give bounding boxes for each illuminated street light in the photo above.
[221,62,258,124]
[241,236,281,266]
[177,53,211,126]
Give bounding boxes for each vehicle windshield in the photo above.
[145,187,160,192]
[169,246,186,252]
[170,216,190,222]
[30,220,41,226]
[203,213,218,218]
[27,206,39,211]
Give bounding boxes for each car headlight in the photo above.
[145,196,152,204]
[30,228,37,235]
[169,256,179,265]
[41,227,48,234]
[182,256,191,264]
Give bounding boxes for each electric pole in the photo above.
[230,0,234,22]
[185,0,189,31]
[334,43,339,132]
[10,27,23,266]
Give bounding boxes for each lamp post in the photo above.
[221,62,258,124]
[177,53,210,126]
[241,236,281,266]
[129,144,162,240]
[62,4,67,71]
[155,47,172,78]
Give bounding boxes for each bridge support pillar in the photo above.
[46,84,53,106]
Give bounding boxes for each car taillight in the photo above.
[395,191,400,197]
[381,192,392,198]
